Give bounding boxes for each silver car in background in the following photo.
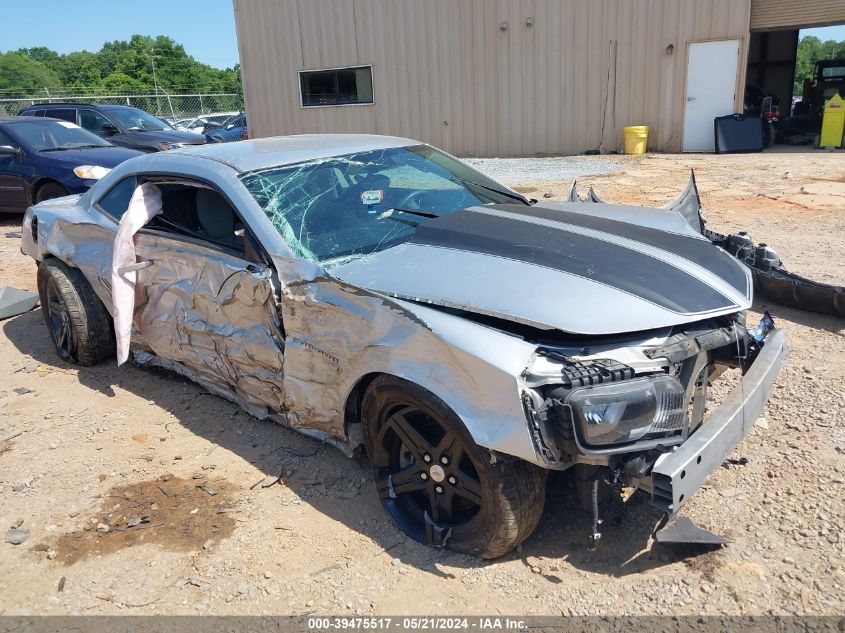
[20,135,786,558]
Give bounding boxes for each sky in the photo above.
[801,25,845,41]
[2,0,240,69]
[1,4,843,72]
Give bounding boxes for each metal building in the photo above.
[233,0,845,156]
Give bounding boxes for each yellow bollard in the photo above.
[820,91,844,149]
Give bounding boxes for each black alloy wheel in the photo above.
[363,375,547,559]
[45,275,76,361]
[372,403,483,546]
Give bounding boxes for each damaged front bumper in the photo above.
[647,327,787,513]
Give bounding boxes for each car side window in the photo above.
[78,109,114,134]
[143,182,263,263]
[43,108,76,123]
[97,177,137,219]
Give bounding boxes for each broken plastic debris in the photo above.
[0,287,38,320]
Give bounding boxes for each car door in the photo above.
[130,179,287,418]
[77,108,117,139]
[0,128,29,212]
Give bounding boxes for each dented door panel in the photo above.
[133,233,285,419]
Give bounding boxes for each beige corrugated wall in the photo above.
[233,0,752,156]
[750,0,845,31]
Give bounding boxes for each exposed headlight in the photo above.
[565,375,686,446]
[73,165,112,180]
[159,142,185,151]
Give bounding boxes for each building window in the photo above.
[299,66,374,107]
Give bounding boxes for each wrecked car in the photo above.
[19,135,787,558]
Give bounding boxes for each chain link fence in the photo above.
[0,91,242,121]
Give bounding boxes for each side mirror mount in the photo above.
[0,145,20,158]
[101,124,119,135]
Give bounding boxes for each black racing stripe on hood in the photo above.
[493,204,748,295]
[409,210,734,315]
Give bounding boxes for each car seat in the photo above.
[196,188,237,245]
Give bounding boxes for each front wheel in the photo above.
[363,376,547,559]
[35,181,68,203]
[37,259,115,365]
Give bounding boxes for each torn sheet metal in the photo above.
[111,183,162,364]
[274,270,540,461]
[0,287,38,320]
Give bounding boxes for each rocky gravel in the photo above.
[0,151,843,616]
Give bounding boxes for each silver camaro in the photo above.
[20,135,786,558]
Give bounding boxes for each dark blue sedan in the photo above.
[0,116,142,213]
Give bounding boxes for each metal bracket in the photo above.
[654,515,725,547]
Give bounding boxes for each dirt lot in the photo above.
[0,151,843,616]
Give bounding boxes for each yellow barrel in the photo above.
[623,125,649,155]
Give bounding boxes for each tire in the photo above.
[363,375,547,559]
[37,259,115,366]
[35,181,69,204]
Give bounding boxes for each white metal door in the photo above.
[682,40,740,152]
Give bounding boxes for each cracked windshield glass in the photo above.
[240,145,527,264]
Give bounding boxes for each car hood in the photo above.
[47,146,145,168]
[121,129,206,145]
[327,204,752,336]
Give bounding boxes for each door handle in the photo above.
[117,260,153,275]
[686,97,696,102]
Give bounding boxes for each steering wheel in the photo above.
[395,189,439,211]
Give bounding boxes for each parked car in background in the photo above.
[205,113,248,143]
[0,116,142,213]
[17,103,206,153]
[174,111,238,135]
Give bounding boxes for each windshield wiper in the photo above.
[41,144,109,152]
[450,176,529,205]
[380,207,440,219]
[376,207,440,227]
[65,143,109,149]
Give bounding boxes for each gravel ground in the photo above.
[464,154,634,186]
[0,151,843,616]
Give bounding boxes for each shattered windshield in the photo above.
[240,145,527,264]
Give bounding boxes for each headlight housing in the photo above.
[73,165,111,180]
[565,375,686,446]
[159,142,185,151]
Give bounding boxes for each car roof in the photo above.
[174,134,419,173]
[1,116,61,123]
[20,103,138,110]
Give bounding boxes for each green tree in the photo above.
[2,36,241,96]
[0,52,61,96]
[794,35,845,95]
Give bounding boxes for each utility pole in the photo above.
[147,51,161,114]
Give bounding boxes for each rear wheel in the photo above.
[37,259,115,365]
[363,375,547,559]
[34,181,68,204]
